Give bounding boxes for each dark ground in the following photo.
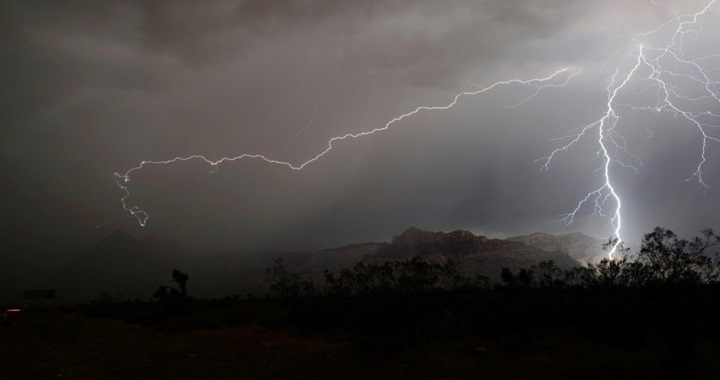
[3,308,720,379]
[5,228,720,379]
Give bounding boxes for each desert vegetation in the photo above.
[6,227,720,378]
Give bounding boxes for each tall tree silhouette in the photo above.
[172,269,190,297]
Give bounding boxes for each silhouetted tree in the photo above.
[153,269,191,305]
[500,267,533,287]
[266,258,315,298]
[172,269,190,297]
[153,285,170,301]
[636,227,720,285]
[590,257,631,287]
[500,267,515,285]
[563,266,597,287]
[532,261,565,288]
[320,257,464,297]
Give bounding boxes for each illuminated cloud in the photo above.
[1,0,718,253]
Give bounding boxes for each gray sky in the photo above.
[2,0,719,255]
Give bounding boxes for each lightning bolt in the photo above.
[115,67,580,227]
[115,1,719,264]
[540,0,719,259]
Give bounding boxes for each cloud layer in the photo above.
[2,0,718,253]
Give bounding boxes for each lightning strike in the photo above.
[115,1,720,263]
[115,67,578,227]
[541,0,720,259]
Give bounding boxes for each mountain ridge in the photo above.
[54,227,604,300]
[361,227,580,279]
[508,231,606,264]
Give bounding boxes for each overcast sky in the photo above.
[2,0,719,255]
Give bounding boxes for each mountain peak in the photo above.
[393,227,482,245]
[560,231,593,239]
[526,232,553,238]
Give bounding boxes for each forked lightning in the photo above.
[115,1,719,261]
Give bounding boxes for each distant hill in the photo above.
[508,231,606,264]
[55,227,595,301]
[364,227,580,280]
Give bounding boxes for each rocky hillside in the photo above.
[55,227,594,301]
[508,231,606,264]
[364,227,580,280]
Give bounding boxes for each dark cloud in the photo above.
[1,0,719,259]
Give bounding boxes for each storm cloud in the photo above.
[1,0,719,257]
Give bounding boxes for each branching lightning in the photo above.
[540,0,720,258]
[115,67,579,227]
[115,1,720,261]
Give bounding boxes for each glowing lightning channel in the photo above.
[540,0,720,259]
[539,54,645,260]
[115,67,580,227]
[115,1,719,263]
